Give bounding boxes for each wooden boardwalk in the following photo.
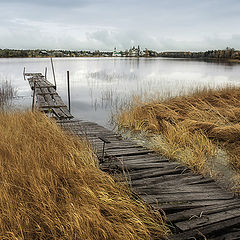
[24,72,73,119]
[60,119,240,240]
[27,73,240,239]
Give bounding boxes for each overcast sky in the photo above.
[0,0,239,51]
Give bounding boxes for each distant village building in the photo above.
[128,46,141,57]
[39,50,49,56]
[112,47,122,57]
[112,46,144,57]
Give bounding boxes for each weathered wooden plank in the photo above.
[131,172,214,188]
[157,200,238,214]
[39,104,67,108]
[167,200,240,223]
[43,92,55,106]
[141,194,235,209]
[102,146,149,152]
[133,179,217,193]
[52,95,66,106]
[120,154,169,163]
[104,149,155,157]
[35,85,56,89]
[59,107,73,118]
[103,144,142,149]
[92,145,142,153]
[37,92,58,96]
[129,167,187,181]
[35,88,43,96]
[104,162,181,171]
[36,95,47,108]
[57,119,83,124]
[44,79,55,86]
[136,184,223,196]
[169,216,240,240]
[98,143,140,149]
[175,207,240,231]
[80,130,117,135]
[52,108,66,119]
[25,72,42,76]
[140,192,234,207]
[48,87,56,94]
[156,198,238,209]
[38,80,54,87]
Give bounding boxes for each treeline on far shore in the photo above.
[159,47,240,60]
[0,47,239,60]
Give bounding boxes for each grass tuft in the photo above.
[116,86,240,188]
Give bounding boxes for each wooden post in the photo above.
[32,80,36,111]
[23,67,26,80]
[50,58,56,89]
[98,136,111,163]
[44,67,47,80]
[67,71,71,113]
[102,142,106,162]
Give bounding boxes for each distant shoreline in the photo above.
[0,55,239,64]
[0,47,239,62]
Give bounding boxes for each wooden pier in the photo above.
[24,72,73,120]
[59,120,240,240]
[27,73,240,239]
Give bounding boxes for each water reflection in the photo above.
[0,57,240,128]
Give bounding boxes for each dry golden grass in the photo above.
[116,86,240,179]
[0,111,169,240]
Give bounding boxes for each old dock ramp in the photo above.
[24,72,73,120]
[60,119,240,240]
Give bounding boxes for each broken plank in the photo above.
[169,216,240,240]
[167,200,240,223]
[175,207,240,231]
[52,108,66,119]
[59,107,73,118]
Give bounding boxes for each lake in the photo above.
[1,57,240,128]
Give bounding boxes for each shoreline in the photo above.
[0,55,239,64]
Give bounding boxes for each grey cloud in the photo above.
[86,30,240,51]
[0,0,97,7]
[0,0,240,51]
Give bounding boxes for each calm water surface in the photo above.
[1,57,240,128]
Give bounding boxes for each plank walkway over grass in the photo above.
[59,119,240,240]
[26,73,240,239]
[25,72,73,120]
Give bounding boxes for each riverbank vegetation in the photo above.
[0,111,169,240]
[159,47,240,61]
[0,80,15,108]
[116,86,240,191]
[0,47,239,61]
